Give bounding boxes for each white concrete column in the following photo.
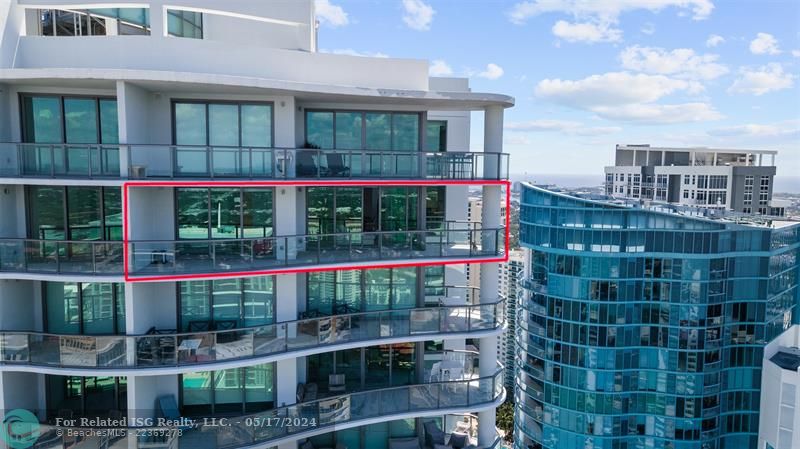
[276,274,300,408]
[117,81,152,177]
[150,4,165,37]
[483,105,504,178]
[275,186,301,259]
[127,375,179,421]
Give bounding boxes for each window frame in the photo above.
[42,282,125,335]
[176,277,277,331]
[304,109,423,152]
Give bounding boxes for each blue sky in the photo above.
[314,0,800,182]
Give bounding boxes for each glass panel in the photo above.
[212,279,241,325]
[177,188,209,239]
[167,10,202,38]
[391,344,416,386]
[336,188,363,234]
[335,112,362,150]
[245,364,274,412]
[426,186,446,230]
[364,346,390,389]
[307,188,334,235]
[115,284,126,334]
[366,113,391,150]
[365,269,391,311]
[243,276,274,326]
[180,281,211,331]
[306,112,334,149]
[210,188,240,239]
[209,104,239,147]
[22,96,62,143]
[241,105,272,148]
[392,114,419,151]
[99,99,119,144]
[174,103,207,145]
[308,272,335,315]
[67,187,102,240]
[28,186,65,240]
[336,270,362,313]
[242,189,273,238]
[365,422,389,449]
[81,283,116,335]
[182,371,212,415]
[214,368,243,414]
[392,267,417,309]
[390,418,417,437]
[103,188,123,241]
[425,120,447,152]
[64,98,98,144]
[46,282,80,334]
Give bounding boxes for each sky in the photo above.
[313,0,800,185]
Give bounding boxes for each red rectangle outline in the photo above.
[122,179,511,282]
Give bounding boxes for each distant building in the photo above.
[498,249,525,393]
[605,144,782,215]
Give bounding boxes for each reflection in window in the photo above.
[176,188,273,239]
[308,268,419,314]
[40,8,149,36]
[306,111,420,151]
[167,10,202,39]
[26,186,122,240]
[46,376,127,419]
[426,120,447,152]
[181,363,274,416]
[45,282,125,335]
[179,277,275,330]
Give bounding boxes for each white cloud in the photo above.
[429,60,454,76]
[707,120,800,138]
[728,63,794,95]
[402,0,435,31]
[552,20,622,43]
[792,50,800,58]
[506,119,622,136]
[749,32,781,55]
[640,22,656,35]
[508,0,714,25]
[315,0,349,27]
[705,34,725,47]
[619,46,729,80]
[322,48,389,58]
[476,63,505,80]
[591,102,722,123]
[535,71,723,123]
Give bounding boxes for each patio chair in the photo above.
[328,374,346,393]
[155,395,194,430]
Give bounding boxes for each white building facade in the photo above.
[759,325,800,449]
[0,2,512,449]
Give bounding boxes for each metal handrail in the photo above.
[0,300,505,369]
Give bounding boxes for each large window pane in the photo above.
[306,112,334,149]
[392,267,417,309]
[366,113,391,150]
[177,188,209,239]
[425,120,447,152]
[64,98,99,144]
[23,96,62,143]
[67,187,102,240]
[392,114,419,151]
[181,371,212,414]
[244,364,274,412]
[365,347,391,390]
[180,281,211,331]
[307,188,334,235]
[209,104,239,147]
[336,188,363,234]
[241,105,272,148]
[46,282,80,334]
[426,186,446,230]
[335,112,362,150]
[243,277,274,326]
[213,368,243,413]
[174,103,207,146]
[210,188,240,239]
[103,188,122,241]
[365,269,391,311]
[308,272,336,315]
[81,283,116,334]
[167,10,202,38]
[336,270,362,312]
[242,189,273,238]
[99,99,119,144]
[28,186,65,240]
[212,279,241,324]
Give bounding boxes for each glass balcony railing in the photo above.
[129,227,505,277]
[0,143,510,180]
[0,239,124,275]
[0,300,504,370]
[0,142,121,178]
[21,354,503,449]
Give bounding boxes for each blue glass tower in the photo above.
[515,184,800,449]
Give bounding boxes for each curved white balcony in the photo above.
[25,352,505,449]
[0,299,504,376]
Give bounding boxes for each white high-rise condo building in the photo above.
[604,144,784,215]
[0,2,513,449]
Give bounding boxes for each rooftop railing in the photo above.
[0,300,504,370]
[0,143,510,180]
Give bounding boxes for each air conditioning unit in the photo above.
[130,165,147,178]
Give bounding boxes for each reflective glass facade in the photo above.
[516,185,800,449]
